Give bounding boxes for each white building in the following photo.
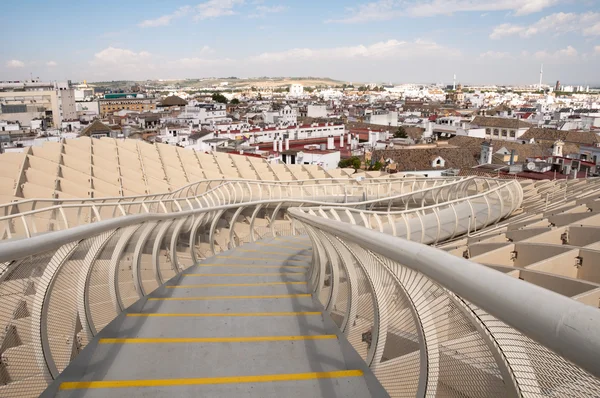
[366,110,399,127]
[306,105,327,118]
[281,148,340,170]
[178,103,229,126]
[0,80,77,128]
[289,84,304,96]
[263,105,297,125]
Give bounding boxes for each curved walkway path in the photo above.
[42,236,387,398]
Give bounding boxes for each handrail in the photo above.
[0,177,506,260]
[0,175,467,212]
[289,208,600,380]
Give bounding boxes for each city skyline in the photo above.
[1,0,599,85]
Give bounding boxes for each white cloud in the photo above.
[595,45,600,54]
[479,51,512,59]
[91,47,153,74]
[139,1,243,27]
[194,0,245,20]
[139,6,191,27]
[46,61,58,67]
[534,45,578,60]
[6,60,25,68]
[249,39,457,62]
[326,0,402,23]
[490,12,600,39]
[329,0,562,23]
[249,4,286,18]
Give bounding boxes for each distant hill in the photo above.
[89,77,348,90]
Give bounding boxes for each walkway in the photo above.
[44,236,386,397]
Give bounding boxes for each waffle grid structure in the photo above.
[0,138,600,397]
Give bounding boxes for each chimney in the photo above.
[285,138,290,151]
[509,150,516,165]
[340,134,344,147]
[327,135,335,150]
[480,141,493,165]
[278,138,283,152]
[273,139,277,152]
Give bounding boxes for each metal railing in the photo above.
[1,175,599,397]
[0,176,485,241]
[289,209,600,397]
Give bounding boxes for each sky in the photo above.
[1,0,599,85]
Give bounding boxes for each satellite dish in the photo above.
[526,162,536,171]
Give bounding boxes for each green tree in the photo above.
[230,98,240,105]
[368,161,383,171]
[394,126,408,139]
[338,156,362,170]
[212,92,228,104]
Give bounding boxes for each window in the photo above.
[509,131,516,138]
[502,129,507,137]
[486,128,491,135]
[493,129,499,136]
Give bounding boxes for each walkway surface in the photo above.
[44,236,384,398]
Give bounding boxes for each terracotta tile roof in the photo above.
[373,147,478,171]
[520,127,600,146]
[80,120,111,136]
[447,136,579,160]
[159,95,188,107]
[472,116,533,129]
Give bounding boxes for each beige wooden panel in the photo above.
[0,152,26,165]
[65,136,92,150]
[59,166,90,185]
[92,166,120,184]
[0,177,15,195]
[0,162,22,179]
[21,182,55,199]
[143,164,166,180]
[25,168,56,189]
[62,154,91,174]
[58,178,91,198]
[120,176,148,195]
[31,143,62,162]
[27,155,58,173]
[91,178,121,196]
[119,167,143,182]
[116,138,139,152]
[146,180,171,194]
[63,144,90,160]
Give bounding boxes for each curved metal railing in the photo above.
[3,175,599,397]
[0,177,485,241]
[289,208,600,397]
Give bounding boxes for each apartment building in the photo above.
[0,80,76,128]
[99,94,156,116]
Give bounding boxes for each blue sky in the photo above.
[1,0,599,85]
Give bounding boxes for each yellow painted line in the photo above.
[196,264,308,269]
[167,282,306,288]
[99,335,336,344]
[184,273,306,277]
[218,256,308,262]
[127,312,321,317]
[148,294,311,301]
[59,370,364,390]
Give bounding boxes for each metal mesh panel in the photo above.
[157,223,178,283]
[44,240,93,374]
[467,303,600,397]
[174,218,195,271]
[138,223,160,294]
[115,226,143,309]
[87,230,123,334]
[0,251,57,397]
